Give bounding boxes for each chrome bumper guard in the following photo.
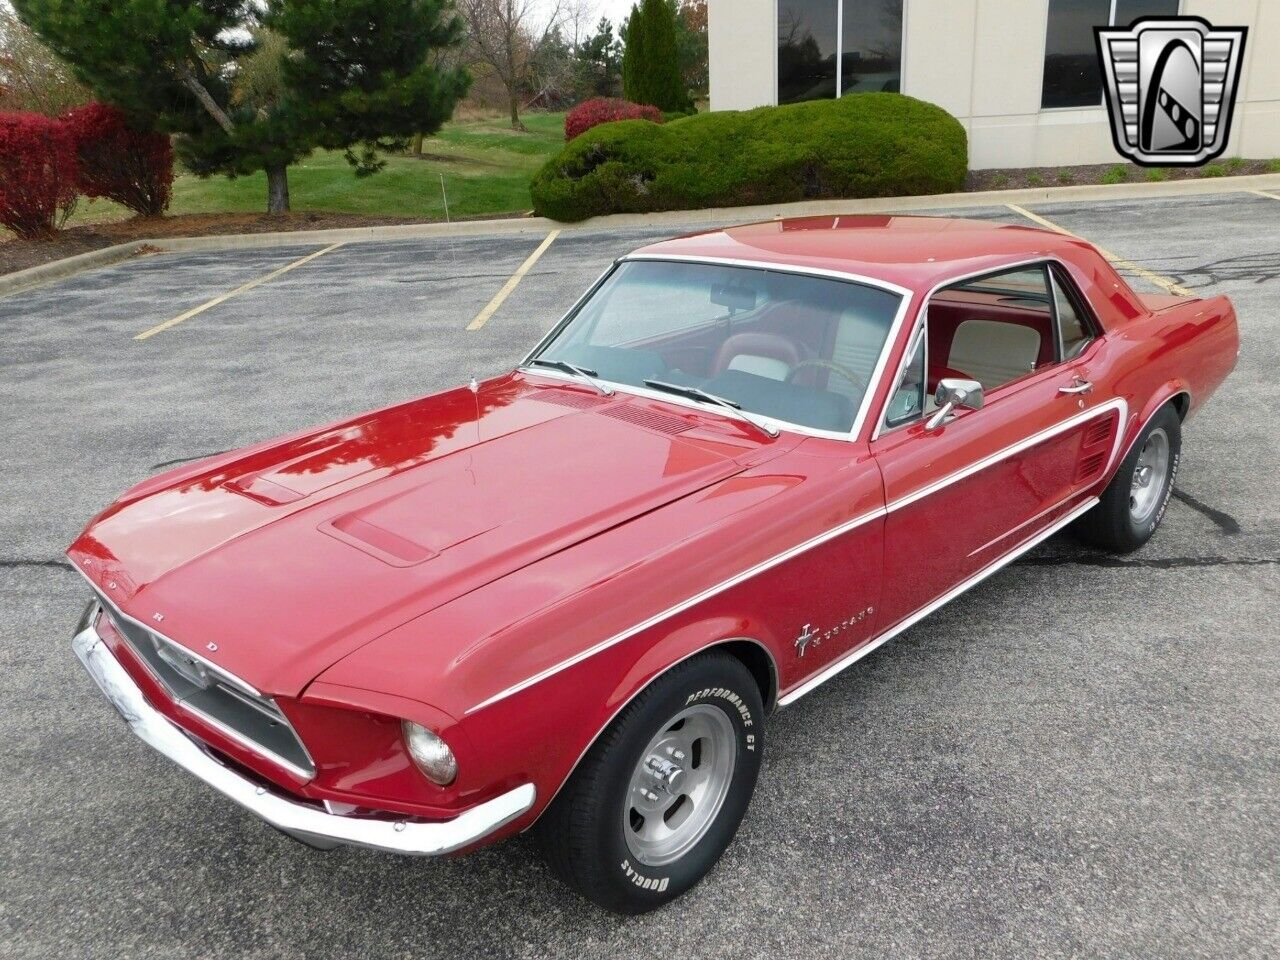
[72,625,535,855]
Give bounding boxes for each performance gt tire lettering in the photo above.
[535,651,764,914]
[687,687,754,726]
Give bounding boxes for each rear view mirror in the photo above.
[710,283,758,312]
[926,378,983,430]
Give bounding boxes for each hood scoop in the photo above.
[312,408,737,574]
[319,467,503,568]
[321,514,438,567]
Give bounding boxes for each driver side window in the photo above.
[881,262,1099,432]
[884,324,928,428]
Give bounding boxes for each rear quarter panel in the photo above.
[1104,293,1238,464]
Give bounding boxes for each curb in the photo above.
[0,239,151,297]
[3,172,1278,297]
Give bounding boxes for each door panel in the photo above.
[751,445,886,692]
[871,362,1118,630]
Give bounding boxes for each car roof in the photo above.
[628,215,1099,295]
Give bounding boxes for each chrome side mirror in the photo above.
[926,378,984,430]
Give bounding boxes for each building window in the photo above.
[779,1,903,105]
[1042,0,1180,109]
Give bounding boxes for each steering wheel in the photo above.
[785,358,866,394]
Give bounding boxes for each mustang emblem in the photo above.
[795,607,875,658]
[794,624,818,658]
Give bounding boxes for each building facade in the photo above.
[708,0,1278,168]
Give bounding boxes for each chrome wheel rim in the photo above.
[623,704,736,867]
[1129,428,1170,524]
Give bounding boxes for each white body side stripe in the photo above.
[468,398,1129,713]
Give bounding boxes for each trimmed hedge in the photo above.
[531,93,968,222]
[0,112,77,239]
[565,98,662,142]
[63,103,174,216]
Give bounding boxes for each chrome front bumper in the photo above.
[72,625,536,855]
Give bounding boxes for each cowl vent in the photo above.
[600,404,693,435]
[532,389,607,409]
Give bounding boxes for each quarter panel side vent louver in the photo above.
[1077,451,1108,481]
[1084,418,1114,448]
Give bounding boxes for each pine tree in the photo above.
[622,0,689,112]
[621,4,647,105]
[14,0,470,213]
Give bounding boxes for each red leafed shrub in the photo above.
[63,102,173,217]
[565,98,662,141]
[0,112,77,239]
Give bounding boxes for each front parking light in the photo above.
[402,721,458,786]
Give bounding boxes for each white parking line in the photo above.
[1006,203,1195,297]
[466,229,561,331]
[1253,190,1280,202]
[134,243,346,341]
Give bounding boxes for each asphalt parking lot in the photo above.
[3,191,1277,959]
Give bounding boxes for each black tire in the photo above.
[535,651,764,914]
[1075,403,1181,553]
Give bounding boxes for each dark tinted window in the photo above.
[1114,0,1181,27]
[1042,0,1111,108]
[778,0,838,103]
[1042,0,1181,108]
[840,0,903,95]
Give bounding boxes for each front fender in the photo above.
[447,614,784,836]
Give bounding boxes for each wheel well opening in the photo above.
[1170,392,1191,421]
[719,639,778,712]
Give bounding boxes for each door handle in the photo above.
[1059,377,1093,395]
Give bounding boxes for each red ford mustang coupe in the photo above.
[70,216,1237,913]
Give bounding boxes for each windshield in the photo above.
[529,260,903,434]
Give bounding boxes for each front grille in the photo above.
[96,598,314,777]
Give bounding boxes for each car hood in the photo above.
[69,375,767,697]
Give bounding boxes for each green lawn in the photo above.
[70,111,567,225]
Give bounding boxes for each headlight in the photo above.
[401,721,458,785]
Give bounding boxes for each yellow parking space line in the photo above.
[1253,189,1280,201]
[467,229,561,331]
[1005,202,1195,298]
[134,242,346,341]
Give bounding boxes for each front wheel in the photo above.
[1075,404,1180,553]
[536,652,764,914]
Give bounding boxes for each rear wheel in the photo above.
[1075,404,1180,553]
[536,652,764,914]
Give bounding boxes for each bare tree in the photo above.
[459,0,590,131]
[0,9,90,116]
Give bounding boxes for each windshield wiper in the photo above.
[643,380,779,439]
[525,358,614,396]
